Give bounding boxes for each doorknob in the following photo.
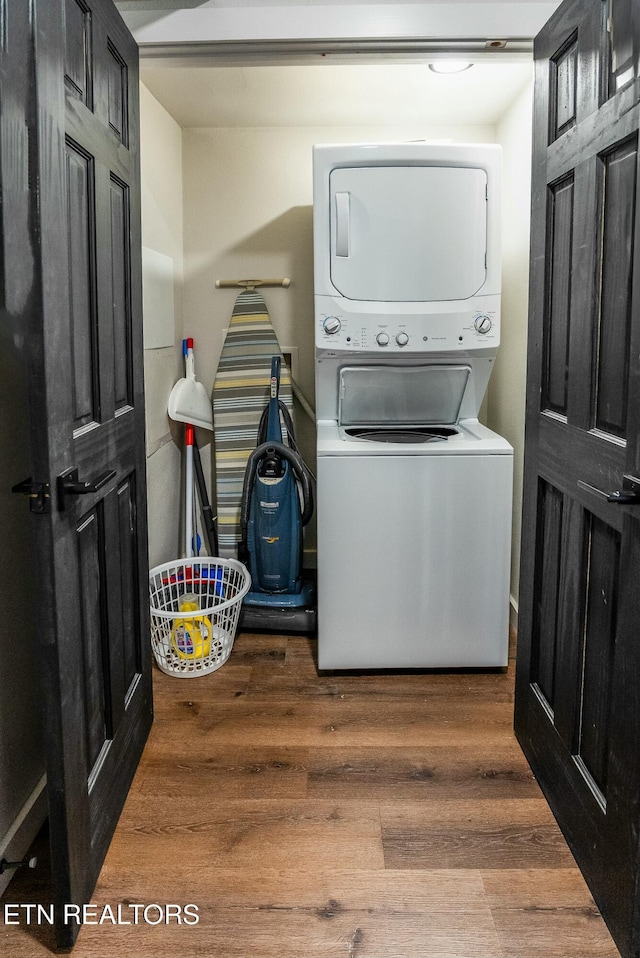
[57,468,116,511]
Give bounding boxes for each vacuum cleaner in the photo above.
[238,355,316,632]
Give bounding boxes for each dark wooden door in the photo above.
[515,2,640,956]
[7,0,151,947]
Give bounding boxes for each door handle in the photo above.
[335,191,350,257]
[607,489,640,504]
[578,475,640,505]
[607,474,640,505]
[57,467,116,511]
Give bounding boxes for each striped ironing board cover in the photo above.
[213,288,292,558]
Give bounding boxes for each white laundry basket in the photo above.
[149,558,251,677]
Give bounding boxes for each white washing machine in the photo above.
[313,142,513,670]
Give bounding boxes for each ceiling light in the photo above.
[428,61,473,75]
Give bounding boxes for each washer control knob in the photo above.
[395,331,409,347]
[474,314,493,334]
[323,315,342,335]
[376,332,390,346]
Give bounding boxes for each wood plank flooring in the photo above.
[1,630,620,957]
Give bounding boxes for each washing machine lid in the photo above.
[338,364,471,427]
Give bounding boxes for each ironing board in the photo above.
[213,288,292,557]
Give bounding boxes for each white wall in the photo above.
[140,83,185,568]
[492,76,534,617]
[149,96,532,595]
[183,122,497,388]
[182,123,498,554]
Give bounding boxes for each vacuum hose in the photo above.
[256,400,299,453]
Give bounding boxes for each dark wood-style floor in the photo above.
[2,630,619,957]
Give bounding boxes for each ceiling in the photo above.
[117,0,554,8]
[118,0,561,47]
[127,0,543,130]
[140,60,533,128]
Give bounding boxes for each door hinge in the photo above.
[11,478,51,514]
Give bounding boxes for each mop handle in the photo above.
[185,423,195,558]
[183,337,196,558]
[184,337,196,380]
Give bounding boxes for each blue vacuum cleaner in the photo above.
[238,356,316,632]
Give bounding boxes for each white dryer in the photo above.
[313,143,513,670]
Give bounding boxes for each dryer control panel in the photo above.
[316,295,500,354]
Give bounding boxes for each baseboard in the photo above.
[0,774,47,899]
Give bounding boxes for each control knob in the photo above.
[323,315,342,335]
[395,331,409,347]
[376,332,390,346]
[474,314,493,334]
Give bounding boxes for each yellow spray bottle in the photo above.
[171,599,212,660]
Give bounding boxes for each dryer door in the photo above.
[329,165,487,302]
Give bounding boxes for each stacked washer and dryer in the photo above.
[312,143,513,670]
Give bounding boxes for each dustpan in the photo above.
[168,340,213,431]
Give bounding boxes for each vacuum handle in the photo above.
[270,355,281,397]
[265,355,283,441]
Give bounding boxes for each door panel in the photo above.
[67,140,99,427]
[578,513,619,799]
[22,0,152,947]
[110,176,133,409]
[65,0,92,106]
[608,0,639,95]
[516,1,640,954]
[596,136,636,437]
[77,507,110,774]
[530,478,564,710]
[118,477,142,697]
[543,175,574,415]
[551,34,578,138]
